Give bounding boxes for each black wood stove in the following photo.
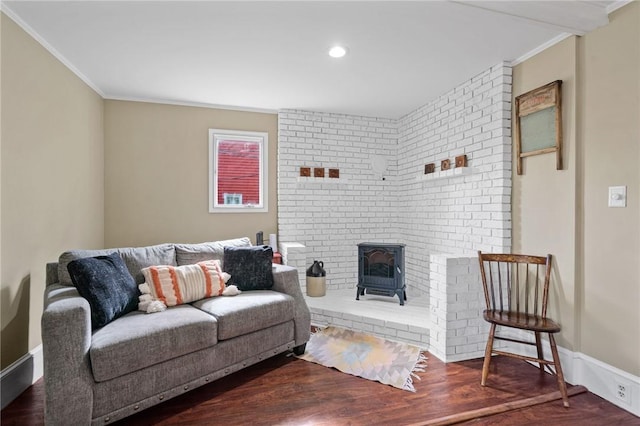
[356,242,406,305]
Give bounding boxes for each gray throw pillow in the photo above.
[223,245,274,291]
[67,252,139,328]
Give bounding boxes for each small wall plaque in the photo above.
[314,167,325,178]
[329,168,340,178]
[300,167,311,177]
[424,163,435,174]
[455,155,468,168]
[441,159,451,171]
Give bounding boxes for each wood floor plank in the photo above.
[2,352,639,425]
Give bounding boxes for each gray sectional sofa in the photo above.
[42,237,311,425]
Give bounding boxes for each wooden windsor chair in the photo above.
[477,251,569,407]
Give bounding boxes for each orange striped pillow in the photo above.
[139,260,226,309]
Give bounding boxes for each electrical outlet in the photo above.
[615,382,631,404]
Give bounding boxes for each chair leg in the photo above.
[549,334,570,408]
[481,323,496,386]
[535,332,545,371]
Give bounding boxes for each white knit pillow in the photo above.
[138,260,236,312]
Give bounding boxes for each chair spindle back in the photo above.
[478,252,552,317]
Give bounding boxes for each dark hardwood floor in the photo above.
[2,352,639,425]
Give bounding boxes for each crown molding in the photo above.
[105,96,278,115]
[607,1,633,14]
[1,4,105,97]
[509,33,573,67]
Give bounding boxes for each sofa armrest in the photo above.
[45,262,59,286]
[272,264,311,346]
[42,284,94,425]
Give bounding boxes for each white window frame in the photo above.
[208,128,268,213]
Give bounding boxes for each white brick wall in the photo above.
[278,62,512,298]
[397,63,512,297]
[429,254,489,362]
[278,111,398,291]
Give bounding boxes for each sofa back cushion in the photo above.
[58,243,177,286]
[174,237,251,266]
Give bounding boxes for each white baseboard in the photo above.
[0,345,43,410]
[1,338,638,418]
[500,331,639,417]
[573,351,639,416]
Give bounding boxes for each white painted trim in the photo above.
[0,345,43,410]
[573,351,640,416]
[105,96,278,115]
[3,336,637,417]
[1,4,105,97]
[510,0,634,67]
[607,0,633,14]
[208,128,269,213]
[500,332,639,416]
[509,33,573,67]
[1,5,278,116]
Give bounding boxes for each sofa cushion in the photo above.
[175,237,251,266]
[192,290,294,340]
[58,244,176,286]
[139,260,227,308]
[223,245,274,291]
[118,244,177,284]
[67,253,139,329]
[90,304,218,382]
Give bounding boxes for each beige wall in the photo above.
[512,36,578,351]
[0,13,104,368]
[104,101,278,247]
[579,2,639,376]
[513,2,639,375]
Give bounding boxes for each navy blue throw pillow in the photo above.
[67,252,139,329]
[223,245,274,291]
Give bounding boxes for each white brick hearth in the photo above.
[305,290,430,350]
[295,252,488,362]
[278,62,512,362]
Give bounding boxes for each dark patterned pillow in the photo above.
[67,252,139,328]
[223,245,274,291]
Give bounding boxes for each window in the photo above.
[223,193,243,205]
[209,129,268,213]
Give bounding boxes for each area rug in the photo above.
[296,326,427,392]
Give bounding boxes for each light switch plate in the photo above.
[608,186,626,208]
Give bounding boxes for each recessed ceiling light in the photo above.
[328,45,347,58]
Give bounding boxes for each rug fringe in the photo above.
[404,352,428,392]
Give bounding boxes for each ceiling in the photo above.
[2,1,623,118]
